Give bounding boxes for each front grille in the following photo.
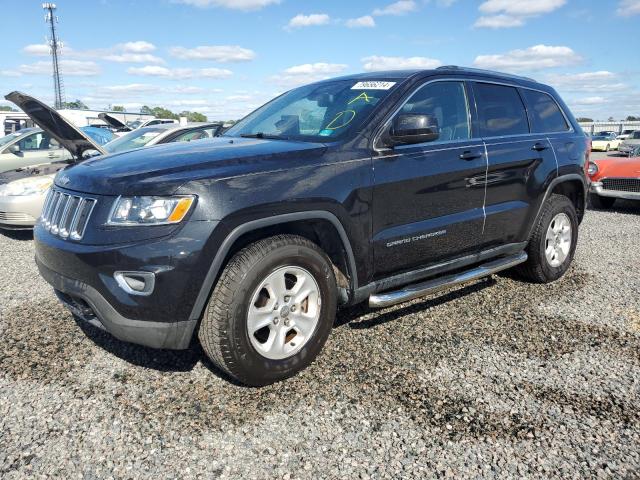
[601,178,640,193]
[40,188,96,240]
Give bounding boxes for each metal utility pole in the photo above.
[42,3,65,109]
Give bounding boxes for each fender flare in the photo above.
[188,210,358,322]
[527,173,588,239]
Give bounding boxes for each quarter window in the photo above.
[397,81,470,143]
[474,83,529,137]
[522,89,569,133]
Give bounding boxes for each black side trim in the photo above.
[188,211,358,322]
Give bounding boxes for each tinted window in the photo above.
[18,132,56,151]
[474,83,529,137]
[397,81,470,142]
[523,90,569,133]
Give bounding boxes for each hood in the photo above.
[593,156,640,179]
[4,91,107,158]
[0,159,70,185]
[98,113,131,132]
[56,136,328,195]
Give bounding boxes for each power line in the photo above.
[43,3,65,109]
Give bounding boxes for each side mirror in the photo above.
[7,144,21,155]
[389,114,440,146]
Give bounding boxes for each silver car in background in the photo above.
[0,92,223,230]
[618,131,640,155]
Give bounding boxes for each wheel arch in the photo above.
[188,211,358,323]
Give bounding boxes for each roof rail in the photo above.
[435,65,536,83]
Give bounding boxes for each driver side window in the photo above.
[18,132,48,151]
[398,81,471,143]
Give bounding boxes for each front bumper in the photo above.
[0,193,46,229]
[34,219,221,350]
[590,182,640,201]
[38,258,197,349]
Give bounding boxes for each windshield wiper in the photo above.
[239,132,289,140]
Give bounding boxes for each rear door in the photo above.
[372,80,487,277]
[472,82,557,248]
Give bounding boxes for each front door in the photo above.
[372,80,487,277]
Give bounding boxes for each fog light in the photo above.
[114,271,155,296]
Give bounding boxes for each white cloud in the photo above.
[19,60,101,76]
[475,0,566,28]
[173,0,280,10]
[545,71,627,92]
[273,62,348,87]
[0,70,22,77]
[168,45,255,62]
[373,0,417,16]
[617,0,640,16]
[286,13,331,29]
[572,96,607,106]
[103,53,164,64]
[23,44,50,56]
[127,65,232,80]
[473,45,582,72]
[346,15,376,28]
[362,55,441,71]
[120,41,156,53]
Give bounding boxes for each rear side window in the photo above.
[522,89,569,133]
[474,83,529,137]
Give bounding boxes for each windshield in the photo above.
[104,127,165,153]
[126,120,142,129]
[592,135,606,140]
[224,79,399,142]
[0,130,29,148]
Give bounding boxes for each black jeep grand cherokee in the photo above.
[34,67,588,386]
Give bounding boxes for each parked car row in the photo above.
[0,92,223,230]
[589,130,640,153]
[587,144,640,209]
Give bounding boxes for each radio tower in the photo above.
[43,3,65,109]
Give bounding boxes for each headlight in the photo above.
[107,195,195,226]
[0,175,54,196]
[587,162,598,176]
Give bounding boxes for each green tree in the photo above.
[180,111,207,122]
[151,107,178,120]
[61,99,89,109]
[112,105,125,112]
[140,105,153,115]
[576,117,594,123]
[0,105,16,112]
[626,115,640,121]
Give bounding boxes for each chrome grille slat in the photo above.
[40,187,96,241]
[601,177,640,193]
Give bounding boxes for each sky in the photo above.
[1,0,639,122]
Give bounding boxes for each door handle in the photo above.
[459,151,483,161]
[532,142,548,152]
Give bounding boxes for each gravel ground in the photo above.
[1,183,639,478]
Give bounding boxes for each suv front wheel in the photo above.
[198,234,337,386]
[517,194,579,283]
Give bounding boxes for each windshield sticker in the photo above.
[348,92,372,105]
[351,81,396,90]
[318,129,333,136]
[325,110,357,130]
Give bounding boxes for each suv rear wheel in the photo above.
[517,194,578,283]
[198,234,337,386]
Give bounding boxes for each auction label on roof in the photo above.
[351,81,396,90]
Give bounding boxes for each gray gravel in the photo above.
[1,196,639,478]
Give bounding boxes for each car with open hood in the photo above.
[0,92,223,229]
[588,145,640,208]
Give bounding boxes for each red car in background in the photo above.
[588,148,640,208]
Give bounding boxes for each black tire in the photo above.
[589,193,616,209]
[517,194,578,284]
[198,234,337,386]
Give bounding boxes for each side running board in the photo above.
[368,252,528,308]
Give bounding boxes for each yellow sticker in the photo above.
[325,110,357,130]
[348,92,372,105]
